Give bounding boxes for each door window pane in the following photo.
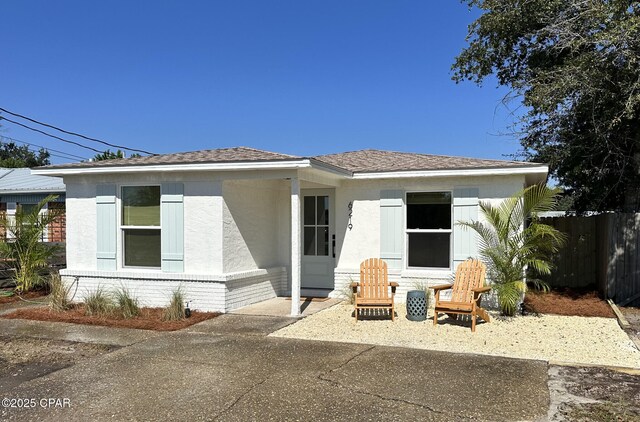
[304,227,316,255]
[304,196,315,226]
[122,186,160,226]
[317,196,329,225]
[124,229,161,267]
[317,227,329,256]
[408,232,450,268]
[407,192,451,230]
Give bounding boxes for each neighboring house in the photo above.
[32,147,547,314]
[0,167,66,242]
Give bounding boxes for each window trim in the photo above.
[404,190,453,270]
[119,184,162,270]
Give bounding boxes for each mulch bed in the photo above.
[524,288,615,318]
[2,305,220,331]
[0,289,49,304]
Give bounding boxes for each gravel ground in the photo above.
[271,302,640,369]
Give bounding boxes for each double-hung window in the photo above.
[121,186,161,268]
[406,192,452,268]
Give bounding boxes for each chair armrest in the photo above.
[389,281,398,294]
[472,286,491,293]
[350,282,359,294]
[431,283,453,291]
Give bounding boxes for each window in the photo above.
[121,186,161,267]
[406,192,451,268]
[303,195,329,256]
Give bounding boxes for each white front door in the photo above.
[301,189,335,290]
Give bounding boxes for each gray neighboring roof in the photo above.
[36,146,543,174]
[313,149,542,173]
[0,168,65,193]
[39,147,301,169]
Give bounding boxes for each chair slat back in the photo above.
[359,258,389,299]
[451,259,486,303]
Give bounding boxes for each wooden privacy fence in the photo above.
[541,213,640,307]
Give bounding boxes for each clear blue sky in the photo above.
[2,1,521,164]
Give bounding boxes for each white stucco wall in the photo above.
[330,174,527,300]
[63,172,225,274]
[222,179,288,273]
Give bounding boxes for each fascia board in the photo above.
[350,165,549,179]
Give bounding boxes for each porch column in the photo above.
[290,177,301,316]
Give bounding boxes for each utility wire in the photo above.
[0,116,105,154]
[0,135,89,161]
[0,106,155,155]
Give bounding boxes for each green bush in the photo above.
[84,287,114,317]
[48,273,71,312]
[114,287,140,319]
[162,288,185,321]
[0,195,62,292]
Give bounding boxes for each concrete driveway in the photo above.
[1,314,553,421]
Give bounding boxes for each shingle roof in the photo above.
[0,168,65,193]
[38,146,542,173]
[40,147,300,169]
[313,149,541,173]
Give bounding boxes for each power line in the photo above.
[0,106,155,155]
[0,135,89,161]
[0,116,105,154]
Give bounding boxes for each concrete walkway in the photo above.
[231,297,340,317]
[0,313,551,421]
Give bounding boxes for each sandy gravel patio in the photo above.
[271,302,640,369]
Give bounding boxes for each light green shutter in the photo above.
[453,187,479,269]
[161,183,184,273]
[380,190,404,270]
[96,184,117,270]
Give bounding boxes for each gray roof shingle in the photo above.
[313,149,541,173]
[38,147,542,173]
[39,147,300,169]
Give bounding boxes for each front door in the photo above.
[301,189,335,290]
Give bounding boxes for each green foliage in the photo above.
[93,149,142,161]
[84,287,114,317]
[453,1,640,212]
[48,273,71,312]
[113,287,140,319]
[162,288,185,321]
[0,141,50,167]
[458,184,567,316]
[0,195,61,292]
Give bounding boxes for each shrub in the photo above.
[84,287,114,317]
[458,184,566,316]
[0,195,62,292]
[162,288,185,321]
[114,287,140,319]
[339,278,356,305]
[48,273,71,312]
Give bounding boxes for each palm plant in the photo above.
[0,195,62,292]
[457,184,566,316]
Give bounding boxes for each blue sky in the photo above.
[2,1,521,164]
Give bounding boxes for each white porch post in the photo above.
[290,176,301,316]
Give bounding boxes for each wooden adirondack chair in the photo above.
[350,258,398,321]
[432,259,491,332]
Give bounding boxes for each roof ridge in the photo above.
[315,148,534,165]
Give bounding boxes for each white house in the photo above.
[32,147,547,315]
